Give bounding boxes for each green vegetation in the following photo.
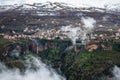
[35,39,120,80]
[5,60,25,69]
[28,39,119,80]
[0,39,10,55]
[38,39,71,61]
[63,50,120,80]
[113,43,120,51]
[0,38,120,80]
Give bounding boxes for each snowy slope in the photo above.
[0,2,120,15]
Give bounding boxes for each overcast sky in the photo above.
[0,0,120,8]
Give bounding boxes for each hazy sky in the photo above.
[0,0,120,8]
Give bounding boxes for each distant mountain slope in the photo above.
[0,2,120,32]
[0,2,120,14]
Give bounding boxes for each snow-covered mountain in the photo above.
[0,2,75,11]
[0,5,18,12]
[0,2,120,15]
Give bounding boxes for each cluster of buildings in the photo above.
[89,32,120,40]
[0,28,67,40]
[0,27,120,41]
[1,27,120,53]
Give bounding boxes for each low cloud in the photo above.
[0,56,65,80]
[61,17,96,45]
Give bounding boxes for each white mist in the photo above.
[112,66,120,80]
[0,56,66,80]
[61,17,96,45]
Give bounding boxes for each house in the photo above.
[86,44,98,52]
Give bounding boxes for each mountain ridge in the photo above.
[0,2,120,15]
